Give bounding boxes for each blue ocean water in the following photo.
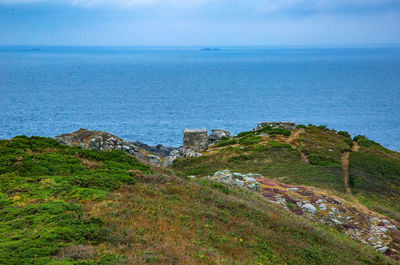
[0,46,400,150]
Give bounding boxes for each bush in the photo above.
[338,131,351,139]
[308,154,340,167]
[235,131,255,138]
[344,137,354,148]
[296,124,307,129]
[238,135,263,146]
[353,135,379,148]
[257,126,291,137]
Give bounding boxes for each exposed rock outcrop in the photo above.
[131,140,177,157]
[254,121,296,131]
[208,129,231,145]
[55,128,139,156]
[202,170,400,257]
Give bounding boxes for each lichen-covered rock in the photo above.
[54,128,139,156]
[147,155,161,164]
[208,129,231,145]
[302,204,317,214]
[208,170,261,192]
[254,121,296,131]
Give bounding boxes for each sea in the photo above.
[1,46,400,150]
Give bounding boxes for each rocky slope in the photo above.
[205,169,399,258]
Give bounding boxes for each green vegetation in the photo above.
[0,136,148,264]
[256,126,291,137]
[268,140,291,149]
[299,125,352,164]
[238,134,263,146]
[354,135,380,148]
[214,138,238,147]
[1,132,400,264]
[350,143,400,222]
[173,126,351,193]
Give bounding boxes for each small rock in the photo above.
[377,246,389,254]
[220,174,233,183]
[379,227,388,233]
[188,175,196,179]
[286,188,299,191]
[244,177,257,183]
[233,179,245,187]
[333,199,342,204]
[330,218,342,225]
[247,183,260,192]
[387,225,397,230]
[214,170,230,177]
[233,172,244,180]
[147,154,160,164]
[330,207,339,213]
[379,219,390,225]
[302,204,317,214]
[318,204,327,211]
[315,199,324,204]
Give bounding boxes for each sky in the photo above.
[1,0,400,46]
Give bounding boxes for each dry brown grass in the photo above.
[54,245,96,260]
[76,157,103,170]
[81,174,392,265]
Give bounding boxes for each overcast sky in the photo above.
[1,0,400,46]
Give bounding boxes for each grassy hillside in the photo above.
[171,125,400,222]
[0,136,396,264]
[172,125,350,194]
[349,136,400,222]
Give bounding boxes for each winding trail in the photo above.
[341,142,360,194]
[285,128,304,148]
[285,129,309,163]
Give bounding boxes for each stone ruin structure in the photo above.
[182,128,232,152]
[254,121,296,131]
[183,129,208,152]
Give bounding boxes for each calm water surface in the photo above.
[0,46,399,150]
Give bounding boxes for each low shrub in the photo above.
[256,126,291,137]
[308,154,340,167]
[238,135,263,146]
[353,135,379,148]
[268,141,291,149]
[235,131,255,138]
[296,124,307,129]
[338,131,351,139]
